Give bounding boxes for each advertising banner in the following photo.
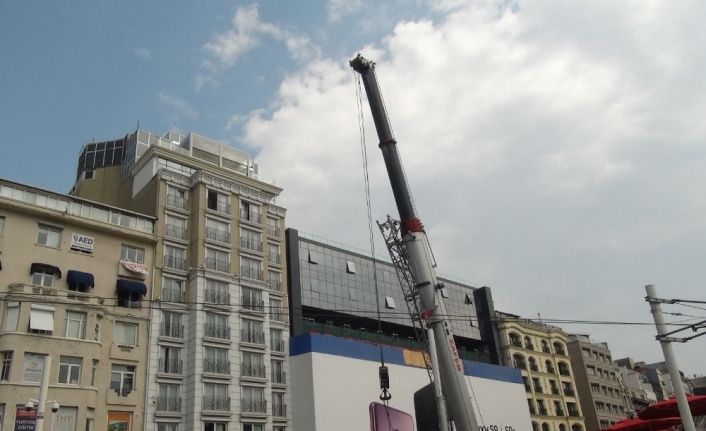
[51,407,77,431]
[14,408,36,431]
[120,260,148,275]
[70,233,94,253]
[107,412,131,431]
[22,353,46,383]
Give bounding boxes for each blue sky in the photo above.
[3,1,706,375]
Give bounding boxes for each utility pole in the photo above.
[36,355,52,431]
[645,284,696,431]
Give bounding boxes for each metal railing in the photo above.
[529,406,536,415]
[241,329,265,345]
[241,399,267,413]
[166,194,187,210]
[559,368,571,376]
[203,396,230,411]
[525,343,535,350]
[555,346,566,355]
[117,299,141,309]
[542,346,551,353]
[165,224,187,240]
[564,388,575,396]
[534,386,544,394]
[240,237,263,252]
[269,279,282,291]
[271,370,286,384]
[525,384,532,392]
[272,403,287,417]
[205,258,230,273]
[267,226,280,237]
[509,339,523,347]
[206,227,230,244]
[204,324,230,340]
[156,397,181,412]
[205,289,231,305]
[538,408,548,416]
[568,409,580,417]
[555,409,565,417]
[269,309,288,322]
[160,322,184,338]
[271,340,286,353]
[163,255,187,271]
[158,358,182,374]
[241,266,263,280]
[208,201,231,215]
[551,387,560,395]
[242,296,265,312]
[161,288,183,303]
[268,253,281,264]
[203,358,230,374]
[546,366,556,374]
[241,363,266,378]
[240,209,262,224]
[530,364,539,372]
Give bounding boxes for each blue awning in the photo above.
[116,279,147,296]
[30,262,62,279]
[67,270,95,288]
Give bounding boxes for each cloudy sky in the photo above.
[2,1,705,375]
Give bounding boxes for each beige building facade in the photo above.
[0,178,157,431]
[71,129,290,431]
[495,313,586,431]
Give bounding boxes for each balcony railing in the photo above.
[205,258,230,273]
[166,194,187,210]
[158,358,182,374]
[206,228,230,244]
[564,388,575,396]
[242,296,265,312]
[547,367,556,374]
[204,358,231,374]
[525,384,532,392]
[156,397,181,412]
[241,399,267,413]
[509,339,522,347]
[568,409,580,417]
[525,343,535,350]
[208,201,231,215]
[240,237,263,252]
[241,363,266,378]
[241,266,263,281]
[555,348,566,355]
[117,299,141,309]
[269,279,282,291]
[203,396,230,411]
[559,369,571,376]
[204,324,230,340]
[530,364,539,372]
[542,346,551,353]
[271,339,286,352]
[538,408,548,416]
[272,403,287,417]
[267,226,280,238]
[164,255,187,271]
[534,386,543,394]
[529,406,537,415]
[205,289,231,305]
[268,253,281,264]
[161,288,183,303]
[271,370,286,384]
[270,309,287,322]
[240,209,262,224]
[160,322,184,339]
[241,329,265,345]
[555,409,565,417]
[551,387,560,395]
[165,224,187,240]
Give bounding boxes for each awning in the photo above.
[116,279,147,296]
[637,395,706,420]
[67,270,95,288]
[29,305,55,332]
[30,262,62,279]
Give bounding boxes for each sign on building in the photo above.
[51,407,77,431]
[21,353,45,383]
[107,412,131,431]
[70,233,94,253]
[14,408,36,431]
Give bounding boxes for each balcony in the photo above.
[267,226,280,238]
[208,201,231,215]
[203,396,231,411]
[158,358,183,375]
[240,209,262,224]
[530,364,539,372]
[269,253,281,264]
[240,237,263,253]
[534,386,543,394]
[271,339,286,353]
[242,296,265,312]
[156,397,181,412]
[564,388,575,396]
[161,288,184,303]
[269,279,282,291]
[205,258,230,273]
[241,329,265,345]
[272,403,287,418]
[241,266,263,281]
[117,299,141,309]
[204,358,231,374]
[204,324,230,340]
[160,322,184,339]
[241,399,267,413]
[205,289,231,305]
[165,224,187,240]
[270,309,288,323]
[271,370,286,384]
[166,194,187,210]
[241,363,266,378]
[164,255,187,271]
[206,228,230,244]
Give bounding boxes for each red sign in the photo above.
[14,408,36,431]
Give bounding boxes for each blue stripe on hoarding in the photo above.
[289,333,523,384]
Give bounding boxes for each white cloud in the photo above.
[134,47,151,60]
[158,91,199,124]
[327,0,363,22]
[240,1,706,373]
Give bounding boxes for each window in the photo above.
[159,346,181,374]
[206,248,230,272]
[509,333,522,347]
[269,298,283,321]
[205,313,230,339]
[157,384,180,411]
[542,424,550,431]
[269,270,282,291]
[0,216,5,235]
[267,217,280,237]
[272,360,285,384]
[203,383,229,410]
[37,226,61,247]
[567,402,579,417]
[3,303,19,331]
[240,228,262,252]
[272,392,286,417]
[121,245,144,263]
[596,402,605,411]
[554,401,563,415]
[271,328,284,352]
[513,354,526,369]
[524,336,534,350]
[241,352,265,377]
[1,351,12,380]
[117,289,141,309]
[207,190,230,214]
[65,311,87,339]
[268,243,281,264]
[164,215,187,240]
[58,356,82,385]
[29,305,55,334]
[600,422,610,430]
[532,377,542,393]
[241,319,264,344]
[587,366,596,376]
[529,357,538,372]
[161,311,182,338]
[242,287,263,311]
[161,278,184,302]
[240,200,261,223]
[273,427,285,431]
[241,256,262,280]
[204,423,226,431]
[242,387,265,412]
[157,424,178,431]
[205,279,230,305]
[384,296,395,309]
[164,245,186,270]
[243,425,263,431]
[166,185,188,210]
[31,269,56,287]
[204,347,230,374]
[110,364,135,396]
[206,218,230,243]
[91,360,98,386]
[114,322,138,346]
[308,250,318,264]
[346,261,356,274]
[582,349,590,357]
[591,383,600,393]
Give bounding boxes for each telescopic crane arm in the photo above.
[350,54,480,431]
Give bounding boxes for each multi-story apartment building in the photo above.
[495,312,586,431]
[640,361,692,398]
[71,129,290,431]
[614,358,658,413]
[567,335,629,431]
[0,178,157,431]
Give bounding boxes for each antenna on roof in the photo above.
[538,312,542,323]
[136,119,140,130]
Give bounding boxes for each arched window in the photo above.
[572,425,583,431]
[558,361,570,376]
[559,425,566,431]
[553,341,565,355]
[529,356,538,371]
[541,339,550,353]
[532,423,540,431]
[509,332,522,347]
[545,360,555,374]
[525,336,535,350]
[542,423,550,431]
[513,354,526,370]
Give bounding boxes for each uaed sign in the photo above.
[71,233,94,253]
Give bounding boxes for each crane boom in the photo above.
[350,54,480,431]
